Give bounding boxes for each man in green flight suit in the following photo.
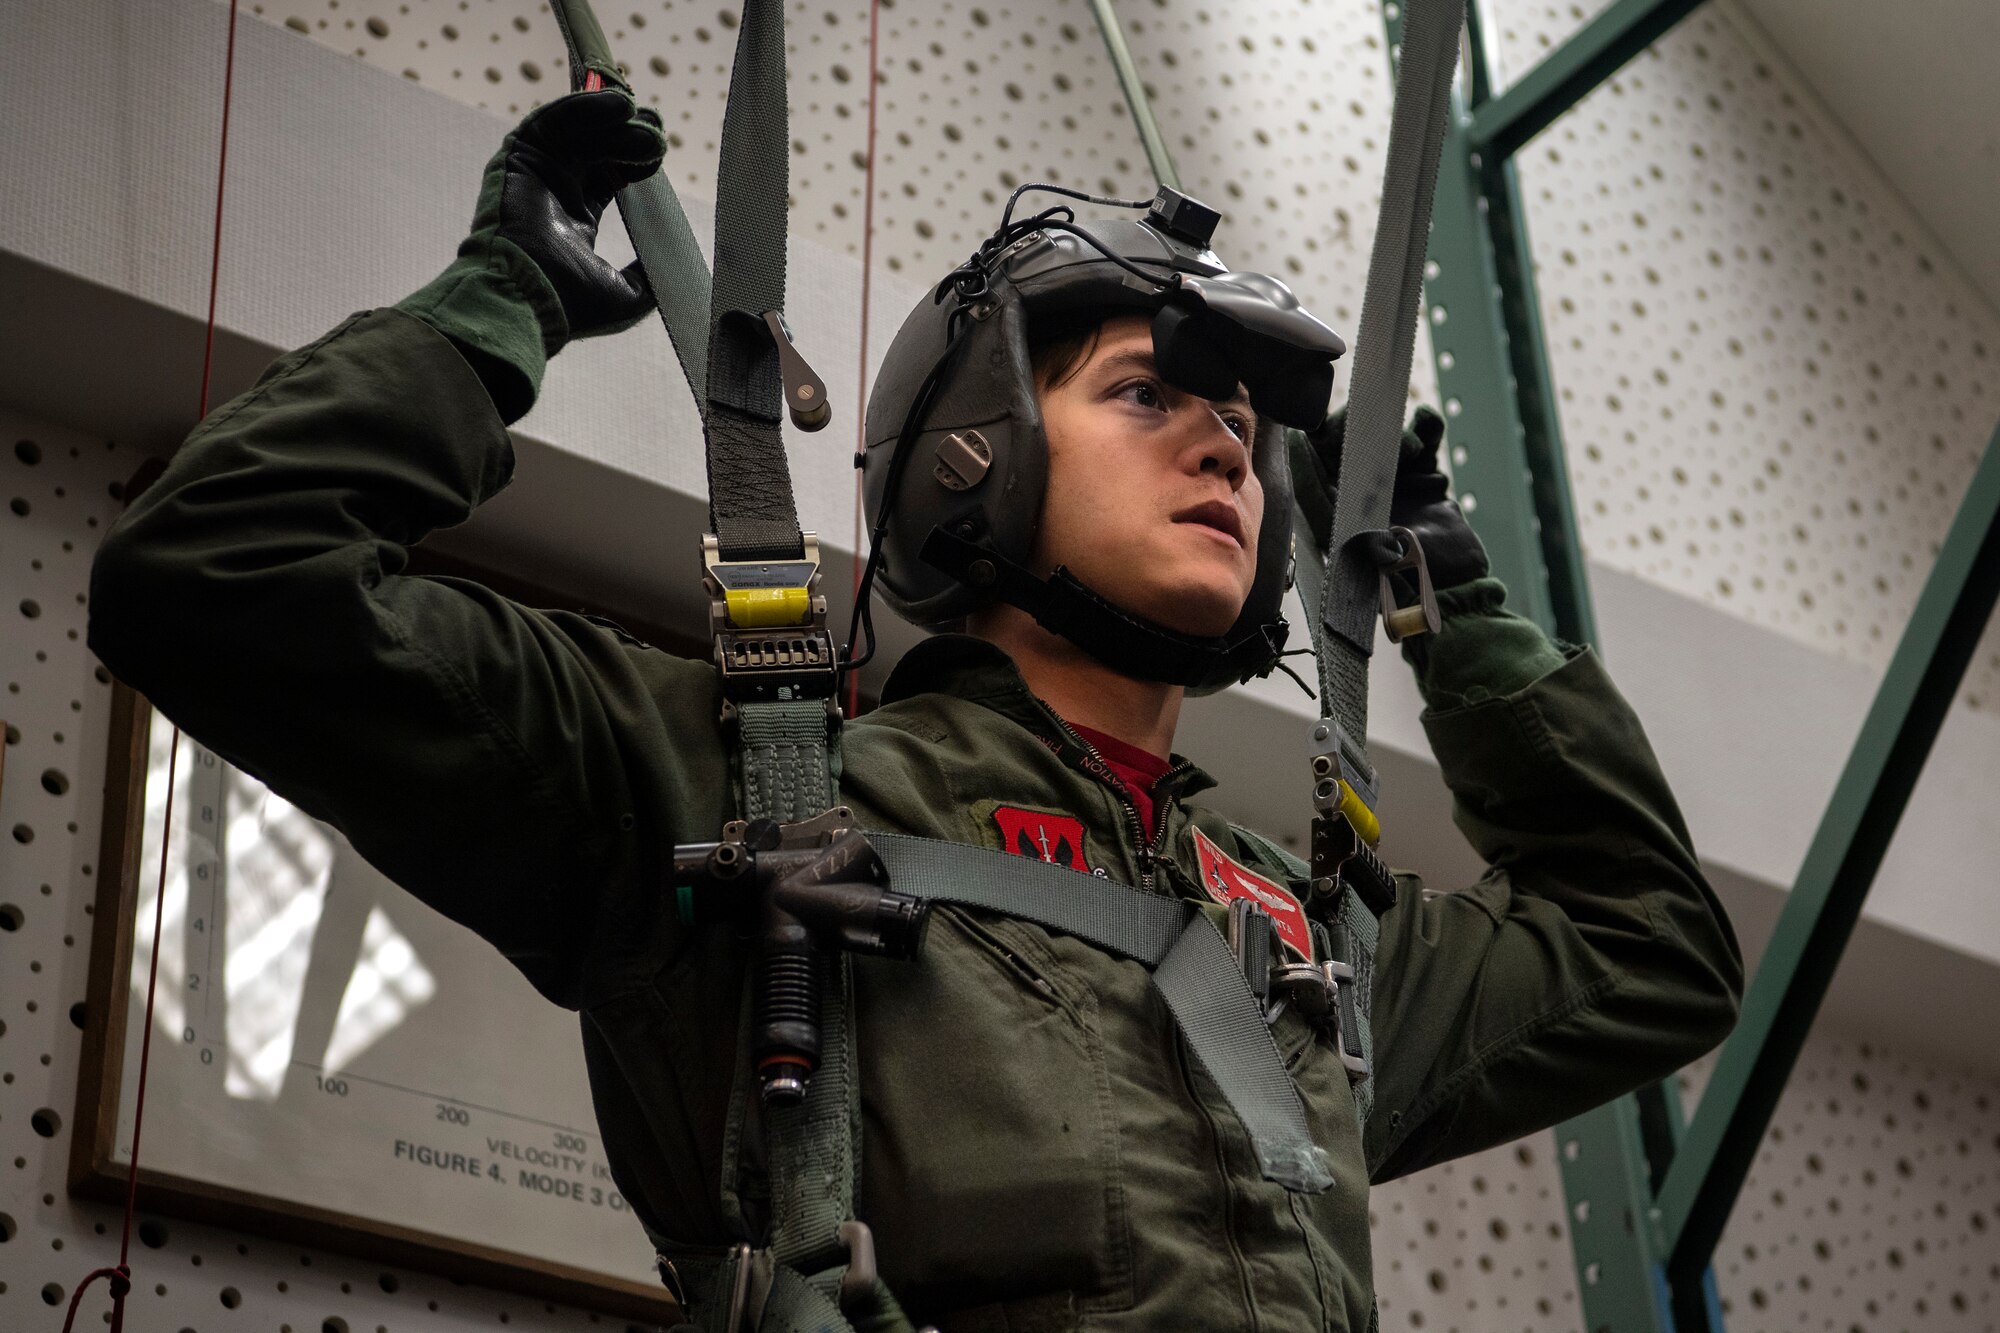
[89,88,1741,1331]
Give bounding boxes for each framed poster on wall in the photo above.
[71,685,679,1323]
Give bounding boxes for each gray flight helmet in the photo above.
[860,186,1345,693]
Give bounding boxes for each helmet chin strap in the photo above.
[921,526,1287,689]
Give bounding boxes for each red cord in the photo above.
[66,2,236,1328]
[847,0,883,718]
[195,0,241,424]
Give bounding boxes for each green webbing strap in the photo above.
[1311,0,1467,748]
[619,178,715,405]
[1156,912,1337,1190]
[761,1264,851,1331]
[553,0,804,561]
[550,1,848,1323]
[1290,479,1333,675]
[870,835,1335,1194]
[871,834,1185,960]
[1336,890,1379,1127]
[738,701,840,830]
[737,700,858,1290]
[550,0,713,406]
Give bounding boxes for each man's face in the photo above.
[1033,313,1264,639]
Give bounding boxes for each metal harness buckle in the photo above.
[703,532,839,720]
[1308,719,1380,848]
[1324,940,1371,1083]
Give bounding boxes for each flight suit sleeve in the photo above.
[1362,579,1742,1182]
[87,307,732,1010]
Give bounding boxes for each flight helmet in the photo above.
[857,185,1346,693]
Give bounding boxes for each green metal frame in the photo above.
[1654,421,2000,1312]
[1383,2,2000,1330]
[1095,0,2000,1326]
[1404,0,1594,642]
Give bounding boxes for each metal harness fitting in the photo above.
[703,533,839,719]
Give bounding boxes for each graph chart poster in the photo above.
[81,700,668,1313]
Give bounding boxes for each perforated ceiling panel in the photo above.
[236,0,2000,711]
[1678,1033,2000,1333]
[1485,0,2000,707]
[240,0,1439,403]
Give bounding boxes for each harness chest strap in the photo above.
[868,834,1347,1192]
[672,825,1365,1330]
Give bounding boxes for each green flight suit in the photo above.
[87,307,1741,1331]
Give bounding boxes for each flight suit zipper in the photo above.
[1041,711,1190,891]
[1035,703,1256,1321]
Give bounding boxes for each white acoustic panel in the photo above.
[1485,0,2000,709]
[1680,1034,2000,1332]
[0,408,623,1333]
[239,0,1440,406]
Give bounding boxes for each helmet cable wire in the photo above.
[847,0,883,717]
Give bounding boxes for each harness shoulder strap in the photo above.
[548,2,863,1327]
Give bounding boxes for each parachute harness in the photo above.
[563,0,1473,1327]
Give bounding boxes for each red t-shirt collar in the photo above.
[1068,722,1173,838]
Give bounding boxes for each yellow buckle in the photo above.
[703,534,822,630]
[723,584,810,628]
[1331,777,1381,848]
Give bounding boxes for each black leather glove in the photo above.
[399,89,666,422]
[1294,403,1491,590]
[494,89,665,338]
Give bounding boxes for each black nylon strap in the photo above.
[708,401,814,561]
[705,0,805,561]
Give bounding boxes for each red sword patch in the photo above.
[1190,826,1314,961]
[992,806,1093,873]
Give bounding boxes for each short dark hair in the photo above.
[1027,309,1110,392]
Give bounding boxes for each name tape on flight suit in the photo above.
[1191,827,1314,962]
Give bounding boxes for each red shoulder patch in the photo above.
[993,806,1093,873]
[1190,827,1314,961]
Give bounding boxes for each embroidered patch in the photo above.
[993,806,1093,872]
[1190,826,1314,961]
